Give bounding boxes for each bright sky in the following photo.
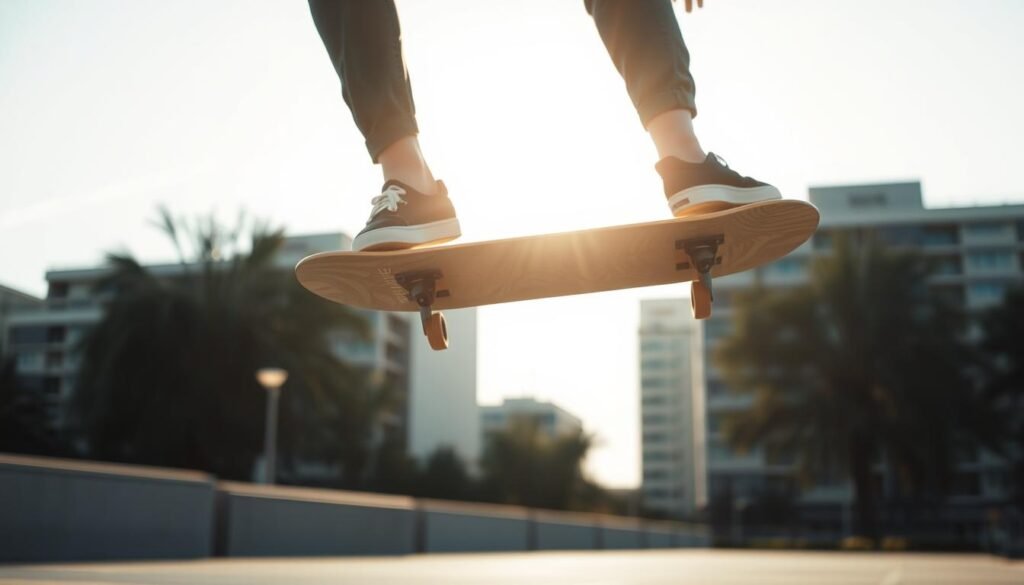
[2,0,1023,488]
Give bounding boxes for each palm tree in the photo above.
[70,207,369,481]
[715,234,995,540]
[979,286,1024,507]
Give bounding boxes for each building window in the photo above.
[707,414,723,434]
[708,440,737,461]
[48,282,69,299]
[878,225,921,246]
[641,359,668,371]
[644,451,670,462]
[706,380,728,397]
[813,231,833,250]
[641,339,667,352]
[922,225,959,246]
[848,192,887,208]
[641,377,668,388]
[10,326,47,344]
[963,222,1009,239]
[642,395,667,407]
[643,414,668,425]
[968,281,1007,305]
[643,432,667,444]
[966,250,1014,272]
[704,319,731,342]
[47,327,65,343]
[15,351,44,371]
[387,314,407,337]
[644,469,669,481]
[767,257,806,277]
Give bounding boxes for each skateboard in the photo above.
[296,200,819,351]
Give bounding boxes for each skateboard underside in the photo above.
[296,200,819,349]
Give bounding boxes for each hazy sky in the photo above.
[2,0,1023,487]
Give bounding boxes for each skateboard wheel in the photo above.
[691,281,712,320]
[425,311,449,351]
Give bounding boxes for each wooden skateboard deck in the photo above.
[296,199,819,349]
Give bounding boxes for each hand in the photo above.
[683,0,704,12]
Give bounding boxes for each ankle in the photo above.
[657,144,707,165]
[378,135,438,194]
[647,109,706,164]
[382,167,437,194]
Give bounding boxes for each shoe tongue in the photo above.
[380,179,444,196]
[706,152,728,167]
[382,179,413,192]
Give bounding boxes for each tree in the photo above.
[715,234,996,540]
[0,357,70,456]
[415,446,473,500]
[979,286,1024,507]
[478,417,598,510]
[70,207,369,481]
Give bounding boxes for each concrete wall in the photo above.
[533,510,599,550]
[420,499,529,552]
[0,454,710,562]
[645,521,676,549]
[674,524,711,547]
[600,515,646,550]
[217,482,416,557]
[0,453,216,563]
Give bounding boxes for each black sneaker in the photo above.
[655,153,781,217]
[352,180,462,252]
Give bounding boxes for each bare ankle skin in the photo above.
[378,136,438,194]
[647,109,707,164]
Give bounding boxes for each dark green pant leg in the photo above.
[586,0,698,126]
[308,0,418,162]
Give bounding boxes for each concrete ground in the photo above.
[1,550,1022,585]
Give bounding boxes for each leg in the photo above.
[308,0,436,193]
[586,0,781,217]
[309,0,460,252]
[586,0,704,163]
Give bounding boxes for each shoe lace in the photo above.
[370,184,407,217]
[710,153,752,181]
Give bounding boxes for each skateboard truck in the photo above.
[394,270,449,351]
[676,235,724,320]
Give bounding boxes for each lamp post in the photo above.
[256,367,288,484]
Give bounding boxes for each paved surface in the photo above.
[1,550,1022,585]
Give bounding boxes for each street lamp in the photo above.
[256,367,288,484]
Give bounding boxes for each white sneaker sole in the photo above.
[668,184,782,217]
[353,218,462,252]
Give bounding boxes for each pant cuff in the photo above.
[366,118,420,164]
[638,89,698,128]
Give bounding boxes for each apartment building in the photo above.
[638,299,706,519]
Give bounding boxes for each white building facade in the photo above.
[638,299,706,520]
[408,308,480,467]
